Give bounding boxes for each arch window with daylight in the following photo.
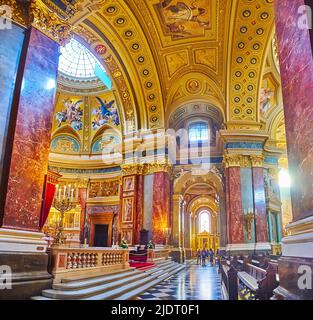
[199,211,211,233]
[189,122,209,142]
[58,38,111,88]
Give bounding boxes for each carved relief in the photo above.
[88,180,120,198]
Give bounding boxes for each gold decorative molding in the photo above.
[77,178,90,189]
[30,0,73,45]
[1,0,30,27]
[121,162,172,176]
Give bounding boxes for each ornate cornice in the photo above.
[2,0,74,44]
[1,0,30,27]
[223,154,265,168]
[121,162,172,176]
[30,0,73,45]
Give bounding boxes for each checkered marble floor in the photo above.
[137,262,222,300]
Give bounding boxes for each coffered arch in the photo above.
[227,0,275,128]
[81,1,165,130]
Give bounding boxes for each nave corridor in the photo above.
[137,262,222,301]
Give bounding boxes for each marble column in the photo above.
[171,195,184,262]
[274,0,313,299]
[152,171,170,244]
[224,157,245,250]
[251,157,270,247]
[0,26,60,299]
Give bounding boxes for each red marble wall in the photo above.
[252,167,268,242]
[2,27,59,231]
[275,0,313,221]
[226,167,244,244]
[152,172,170,244]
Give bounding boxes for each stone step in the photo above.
[116,265,186,300]
[32,262,183,300]
[84,263,183,300]
[60,268,136,283]
[39,262,177,300]
[53,269,141,291]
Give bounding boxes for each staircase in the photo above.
[32,259,185,300]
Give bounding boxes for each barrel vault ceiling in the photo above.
[47,0,276,131]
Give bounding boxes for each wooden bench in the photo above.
[238,260,278,300]
[219,258,238,300]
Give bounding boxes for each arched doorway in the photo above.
[172,170,225,260]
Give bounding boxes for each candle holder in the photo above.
[243,209,255,241]
[163,227,171,247]
[52,183,77,246]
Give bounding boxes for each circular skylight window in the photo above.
[58,38,105,79]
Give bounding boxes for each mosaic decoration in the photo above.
[50,135,80,153]
[91,97,120,130]
[55,99,83,131]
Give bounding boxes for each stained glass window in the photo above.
[189,122,209,142]
[58,38,105,79]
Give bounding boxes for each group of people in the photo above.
[196,248,220,266]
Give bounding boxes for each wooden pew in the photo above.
[219,257,238,300]
[237,259,279,300]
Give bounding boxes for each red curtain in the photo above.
[39,172,60,229]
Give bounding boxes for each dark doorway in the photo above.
[94,224,109,247]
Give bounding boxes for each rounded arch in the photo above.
[51,125,82,143]
[174,170,224,197]
[165,72,225,127]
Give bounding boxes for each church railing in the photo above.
[49,247,130,283]
[147,247,170,262]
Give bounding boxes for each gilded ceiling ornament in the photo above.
[30,0,73,45]
[0,0,29,27]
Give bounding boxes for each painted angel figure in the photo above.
[92,97,118,129]
[260,84,274,115]
[56,99,83,131]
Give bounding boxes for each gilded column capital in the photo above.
[47,170,62,185]
[250,155,264,168]
[223,154,243,168]
[121,164,145,176]
[145,162,173,175]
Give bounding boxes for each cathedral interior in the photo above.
[0,0,312,301]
